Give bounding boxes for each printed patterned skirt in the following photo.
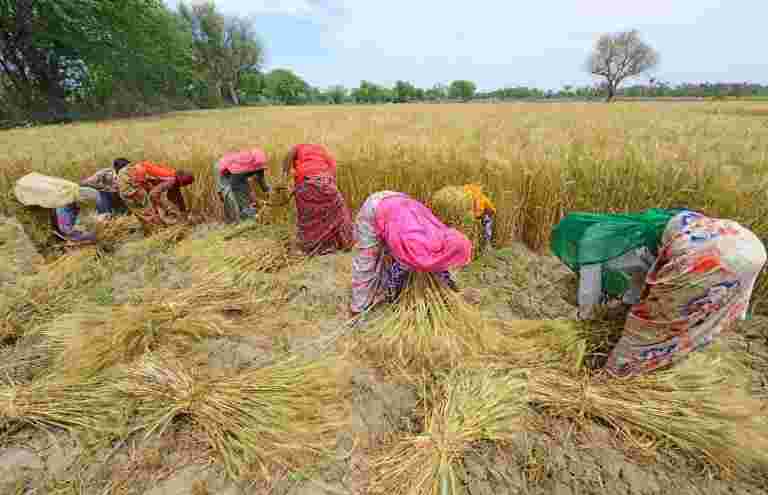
[294,174,354,255]
[606,212,767,376]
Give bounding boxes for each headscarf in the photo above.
[290,144,337,184]
[218,149,268,175]
[374,195,472,272]
[463,184,496,218]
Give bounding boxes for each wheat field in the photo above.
[2,101,768,302]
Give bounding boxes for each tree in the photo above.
[179,1,264,106]
[263,69,309,105]
[393,80,417,103]
[0,0,195,120]
[449,80,476,101]
[352,80,389,103]
[425,84,447,101]
[326,85,347,104]
[586,30,659,102]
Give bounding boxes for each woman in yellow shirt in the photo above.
[430,184,496,254]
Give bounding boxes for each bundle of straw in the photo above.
[528,349,768,477]
[94,215,142,245]
[371,370,529,495]
[176,235,302,287]
[42,275,254,378]
[356,273,504,375]
[0,372,126,436]
[429,186,484,257]
[120,352,350,480]
[471,318,625,373]
[0,247,104,340]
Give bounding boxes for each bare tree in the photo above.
[586,30,659,102]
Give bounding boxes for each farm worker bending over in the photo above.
[551,208,766,377]
[214,149,271,223]
[80,158,130,218]
[282,144,354,255]
[350,191,473,316]
[431,184,496,253]
[117,161,194,232]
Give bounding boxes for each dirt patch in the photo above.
[277,252,353,316]
[449,419,768,495]
[460,243,577,321]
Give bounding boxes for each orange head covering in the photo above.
[290,144,337,184]
[463,184,496,219]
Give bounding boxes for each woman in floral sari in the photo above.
[282,144,353,255]
[350,191,473,316]
[117,161,194,233]
[603,211,766,376]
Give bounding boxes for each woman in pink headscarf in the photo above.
[214,149,271,223]
[282,144,354,255]
[350,191,473,316]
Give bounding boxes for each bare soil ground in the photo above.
[1,218,766,494]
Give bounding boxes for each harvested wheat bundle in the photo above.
[371,369,528,495]
[0,372,126,436]
[42,276,255,378]
[429,186,483,257]
[95,215,142,245]
[0,247,105,341]
[117,223,192,259]
[355,273,504,375]
[177,234,303,287]
[470,318,625,373]
[120,352,350,480]
[528,348,768,478]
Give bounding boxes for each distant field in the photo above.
[3,101,768,303]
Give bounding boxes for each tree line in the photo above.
[1,2,765,127]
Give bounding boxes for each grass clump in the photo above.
[371,369,528,495]
[355,273,504,375]
[120,352,350,480]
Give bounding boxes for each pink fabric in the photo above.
[374,196,472,272]
[219,149,268,175]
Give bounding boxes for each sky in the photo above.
[168,0,767,91]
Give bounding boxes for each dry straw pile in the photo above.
[175,225,303,287]
[528,348,768,478]
[371,370,528,495]
[41,275,255,378]
[0,371,125,436]
[0,246,105,341]
[355,273,503,375]
[120,352,350,480]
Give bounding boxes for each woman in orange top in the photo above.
[117,161,194,231]
[282,144,354,255]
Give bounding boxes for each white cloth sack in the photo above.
[14,173,80,209]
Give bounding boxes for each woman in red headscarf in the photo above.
[282,144,354,255]
[117,160,195,232]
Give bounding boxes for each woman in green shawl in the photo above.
[551,208,766,376]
